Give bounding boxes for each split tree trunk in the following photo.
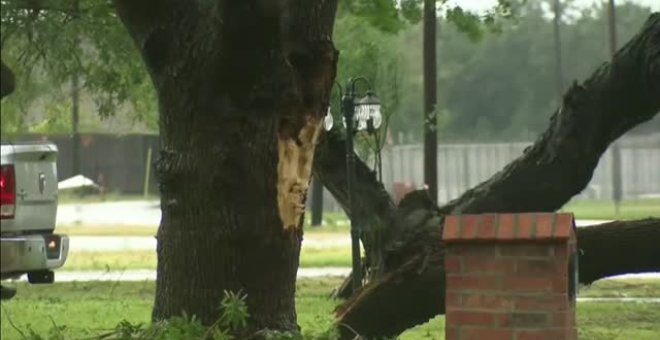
[115,0,338,332]
[321,13,660,339]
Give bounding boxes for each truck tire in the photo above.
[27,270,55,284]
[0,285,17,300]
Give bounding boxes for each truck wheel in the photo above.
[27,270,55,284]
[0,285,17,300]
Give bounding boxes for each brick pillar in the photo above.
[443,213,578,340]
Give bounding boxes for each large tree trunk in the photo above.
[115,0,338,332]
[326,13,660,339]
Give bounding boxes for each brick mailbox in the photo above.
[442,213,578,340]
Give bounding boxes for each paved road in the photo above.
[69,235,350,252]
[56,200,614,228]
[10,269,659,284]
[57,201,161,226]
[578,297,660,303]
[66,223,611,253]
[13,268,353,282]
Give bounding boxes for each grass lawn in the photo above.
[561,198,660,221]
[62,247,352,271]
[2,278,660,339]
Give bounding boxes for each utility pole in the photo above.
[310,176,323,227]
[72,72,80,176]
[72,0,81,176]
[423,0,438,203]
[608,0,623,216]
[552,0,564,101]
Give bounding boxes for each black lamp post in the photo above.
[324,77,382,291]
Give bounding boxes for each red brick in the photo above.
[498,312,549,328]
[516,214,536,239]
[554,213,574,239]
[502,276,552,292]
[514,294,568,311]
[499,244,553,258]
[516,259,561,275]
[462,293,514,310]
[551,276,568,294]
[445,255,462,272]
[446,292,462,307]
[497,214,516,239]
[445,326,459,340]
[448,244,497,257]
[462,215,479,239]
[515,329,568,340]
[462,257,515,274]
[443,215,462,241]
[535,214,555,239]
[550,311,570,327]
[478,214,498,239]
[462,328,513,340]
[447,274,501,291]
[446,310,495,326]
[552,244,569,261]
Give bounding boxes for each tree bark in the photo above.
[115,0,338,333]
[577,218,660,284]
[330,13,660,339]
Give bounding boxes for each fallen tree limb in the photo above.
[439,12,660,215]
[577,218,660,284]
[328,13,660,339]
[335,215,660,338]
[314,128,396,226]
[314,129,397,290]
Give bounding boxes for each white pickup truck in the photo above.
[1,142,69,299]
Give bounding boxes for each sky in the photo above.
[447,0,660,13]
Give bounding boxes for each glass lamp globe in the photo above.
[369,105,382,129]
[324,107,334,131]
[355,91,381,131]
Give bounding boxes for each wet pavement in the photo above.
[9,269,659,287]
[56,200,613,228]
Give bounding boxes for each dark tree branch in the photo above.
[314,129,396,225]
[440,13,660,215]
[329,13,660,339]
[578,218,660,284]
[314,128,397,288]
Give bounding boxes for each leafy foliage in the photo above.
[0,0,156,134]
[378,0,655,142]
[2,0,655,140]
[216,290,250,332]
[0,0,525,136]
